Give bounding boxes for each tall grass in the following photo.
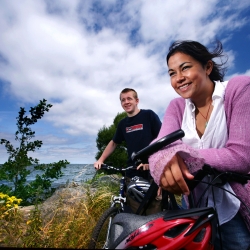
[0,178,119,248]
[0,175,182,248]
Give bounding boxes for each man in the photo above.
[94,88,162,213]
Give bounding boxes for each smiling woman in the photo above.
[166,41,225,137]
[148,40,250,249]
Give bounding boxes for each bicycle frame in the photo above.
[110,177,126,209]
[98,175,126,249]
[88,164,152,249]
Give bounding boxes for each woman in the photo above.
[149,40,250,249]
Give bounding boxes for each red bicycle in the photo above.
[91,130,250,249]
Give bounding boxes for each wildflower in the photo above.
[0,192,22,215]
[26,220,32,225]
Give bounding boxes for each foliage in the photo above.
[0,193,24,247]
[95,112,128,167]
[0,193,22,219]
[0,178,119,248]
[0,99,69,205]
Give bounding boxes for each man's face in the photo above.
[120,91,139,115]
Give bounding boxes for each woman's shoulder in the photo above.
[226,75,250,94]
[224,75,250,108]
[169,97,185,109]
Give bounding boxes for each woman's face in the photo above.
[167,52,212,101]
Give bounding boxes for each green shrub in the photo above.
[0,99,69,205]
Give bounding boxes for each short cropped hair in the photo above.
[120,88,138,100]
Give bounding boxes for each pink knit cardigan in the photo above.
[149,75,250,232]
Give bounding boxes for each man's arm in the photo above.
[94,140,118,169]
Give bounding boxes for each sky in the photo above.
[0,0,250,164]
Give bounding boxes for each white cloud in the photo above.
[244,70,250,76]
[0,0,250,163]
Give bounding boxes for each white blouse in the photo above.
[181,80,240,225]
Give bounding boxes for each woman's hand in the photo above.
[160,154,194,195]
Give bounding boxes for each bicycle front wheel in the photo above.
[88,206,119,249]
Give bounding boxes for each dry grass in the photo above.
[0,178,183,249]
[0,183,118,249]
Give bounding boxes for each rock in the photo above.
[91,174,120,187]
[18,183,91,223]
[19,177,119,224]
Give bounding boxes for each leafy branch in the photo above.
[0,99,69,205]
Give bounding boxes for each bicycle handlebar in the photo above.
[193,164,250,186]
[131,129,185,162]
[101,128,250,186]
[100,164,135,172]
[186,164,250,191]
[130,128,250,187]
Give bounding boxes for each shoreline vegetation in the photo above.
[0,171,120,248]
[1,171,182,248]
[0,100,129,248]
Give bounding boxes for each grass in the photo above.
[0,176,119,248]
[0,174,182,248]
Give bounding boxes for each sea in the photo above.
[0,164,97,189]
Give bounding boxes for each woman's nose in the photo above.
[176,72,185,83]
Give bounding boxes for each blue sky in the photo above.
[0,0,250,164]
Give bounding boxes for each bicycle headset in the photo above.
[126,176,151,203]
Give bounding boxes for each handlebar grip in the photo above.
[131,129,185,161]
[100,164,108,170]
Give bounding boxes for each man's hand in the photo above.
[160,154,194,195]
[136,163,149,170]
[155,187,162,201]
[94,160,103,170]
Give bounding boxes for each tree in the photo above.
[95,112,128,167]
[0,99,69,205]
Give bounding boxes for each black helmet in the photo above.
[127,176,150,203]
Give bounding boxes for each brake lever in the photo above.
[186,164,213,191]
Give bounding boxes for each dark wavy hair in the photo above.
[166,40,227,82]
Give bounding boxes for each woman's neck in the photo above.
[192,80,215,108]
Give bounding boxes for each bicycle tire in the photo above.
[88,206,120,249]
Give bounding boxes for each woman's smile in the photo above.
[179,83,191,91]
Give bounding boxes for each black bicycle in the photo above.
[88,164,152,249]
[88,130,185,249]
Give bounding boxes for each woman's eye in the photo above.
[169,72,175,77]
[182,65,190,70]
